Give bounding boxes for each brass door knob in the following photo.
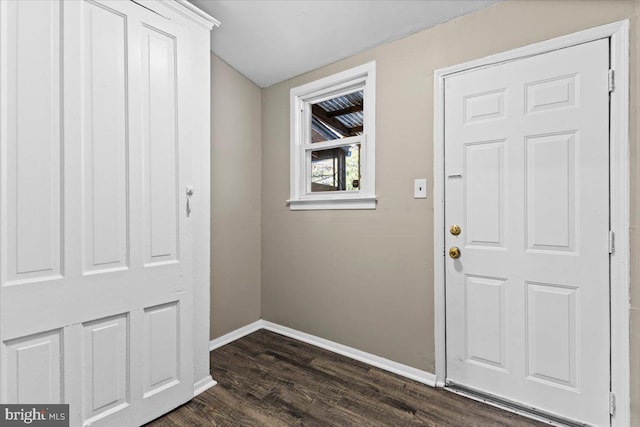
[450,224,461,236]
[449,247,461,259]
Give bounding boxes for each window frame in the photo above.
[288,61,376,210]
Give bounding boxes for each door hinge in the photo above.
[609,230,615,254]
[609,391,616,416]
[608,69,615,93]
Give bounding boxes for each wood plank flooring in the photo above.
[146,330,544,426]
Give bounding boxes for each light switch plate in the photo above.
[414,179,427,199]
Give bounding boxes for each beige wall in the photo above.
[260,0,640,418]
[210,54,262,338]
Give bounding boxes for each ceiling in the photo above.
[189,0,500,88]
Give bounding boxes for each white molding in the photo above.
[287,196,377,210]
[208,320,437,387]
[209,320,264,351]
[432,19,630,426]
[186,16,215,398]
[261,321,437,387]
[433,53,447,386]
[290,61,376,98]
[434,20,627,78]
[608,19,630,427]
[193,376,217,397]
[161,0,220,30]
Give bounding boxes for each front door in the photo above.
[444,39,610,425]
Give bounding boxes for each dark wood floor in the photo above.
[147,330,544,426]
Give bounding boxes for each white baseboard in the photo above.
[208,319,437,387]
[262,321,437,387]
[193,375,217,397]
[209,320,264,351]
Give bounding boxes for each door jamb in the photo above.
[432,20,630,426]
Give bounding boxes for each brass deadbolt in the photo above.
[450,225,461,236]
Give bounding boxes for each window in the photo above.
[288,62,376,210]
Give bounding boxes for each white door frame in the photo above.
[433,20,630,425]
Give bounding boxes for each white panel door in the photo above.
[444,39,610,425]
[0,1,194,425]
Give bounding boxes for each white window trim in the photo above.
[288,61,377,210]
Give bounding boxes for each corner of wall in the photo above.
[210,53,264,339]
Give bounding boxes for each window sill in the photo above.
[287,196,377,211]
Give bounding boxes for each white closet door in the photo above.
[0,1,194,425]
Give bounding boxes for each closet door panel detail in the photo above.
[1,0,63,285]
[81,1,130,275]
[140,25,179,267]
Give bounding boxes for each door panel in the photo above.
[445,39,610,425]
[525,132,577,252]
[5,330,63,404]
[2,0,62,285]
[463,89,505,124]
[525,75,577,114]
[464,275,507,371]
[143,302,179,397]
[82,315,128,422]
[464,140,505,248]
[140,25,179,266]
[81,0,129,274]
[525,282,578,390]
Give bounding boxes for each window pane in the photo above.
[311,90,363,143]
[310,144,360,192]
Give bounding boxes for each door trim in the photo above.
[432,20,630,426]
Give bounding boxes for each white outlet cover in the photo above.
[414,179,427,199]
